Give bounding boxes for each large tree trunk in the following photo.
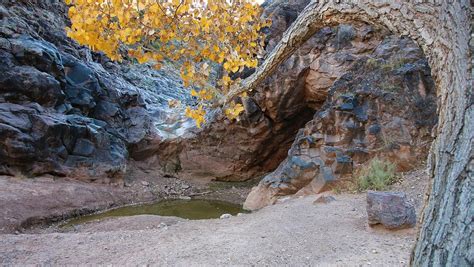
[231,1,473,265]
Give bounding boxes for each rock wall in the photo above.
[152,0,430,182]
[162,0,437,185]
[243,1,437,210]
[0,0,437,189]
[0,0,192,182]
[136,0,317,181]
[0,0,317,183]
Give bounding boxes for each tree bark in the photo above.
[231,1,473,266]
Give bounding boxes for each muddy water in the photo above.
[60,199,246,228]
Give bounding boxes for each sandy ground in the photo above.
[1,194,419,266]
[0,169,429,266]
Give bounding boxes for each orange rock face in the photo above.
[243,23,436,210]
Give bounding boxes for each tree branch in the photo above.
[219,1,327,105]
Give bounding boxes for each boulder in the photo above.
[366,191,416,229]
[243,184,280,211]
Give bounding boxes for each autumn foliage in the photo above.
[65,0,269,127]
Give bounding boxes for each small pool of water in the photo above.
[60,199,246,228]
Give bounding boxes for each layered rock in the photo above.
[152,1,412,182]
[0,0,315,182]
[0,0,437,189]
[133,1,317,181]
[0,1,192,181]
[244,35,437,210]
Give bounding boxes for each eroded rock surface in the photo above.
[143,1,318,181]
[0,0,316,182]
[366,191,416,229]
[244,2,436,210]
[155,0,432,182]
[0,0,436,190]
[0,1,193,181]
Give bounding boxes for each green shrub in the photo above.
[356,158,396,191]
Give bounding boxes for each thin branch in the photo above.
[219,1,323,105]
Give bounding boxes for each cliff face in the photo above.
[0,0,437,190]
[242,0,437,209]
[0,0,192,182]
[155,0,437,184]
[244,36,437,209]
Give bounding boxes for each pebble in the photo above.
[313,195,336,204]
[220,214,232,219]
[141,181,150,186]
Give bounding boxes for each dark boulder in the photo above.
[366,191,416,229]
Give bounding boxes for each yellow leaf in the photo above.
[225,102,244,120]
[231,65,239,73]
[64,0,271,108]
[223,62,230,70]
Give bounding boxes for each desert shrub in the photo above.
[356,158,396,191]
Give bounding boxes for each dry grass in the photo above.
[356,158,397,191]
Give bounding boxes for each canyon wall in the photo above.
[0,0,436,189]
[0,0,192,182]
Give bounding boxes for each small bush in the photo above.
[356,158,396,191]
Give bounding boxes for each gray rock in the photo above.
[313,195,336,204]
[335,24,356,48]
[73,139,96,157]
[220,214,232,219]
[0,0,192,181]
[366,191,416,229]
